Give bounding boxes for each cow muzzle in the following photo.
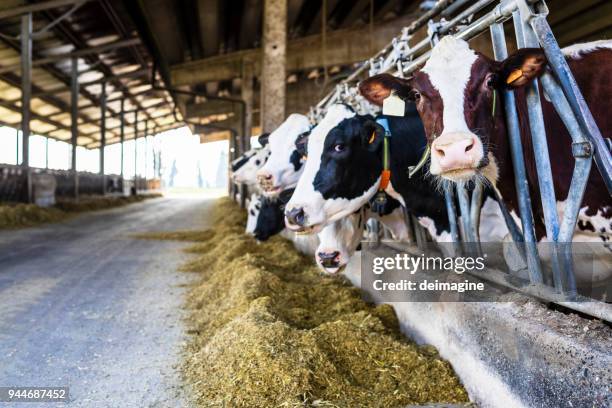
[256,172,275,190]
[430,132,483,180]
[316,251,344,274]
[285,207,306,228]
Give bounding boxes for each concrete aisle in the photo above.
[0,194,218,407]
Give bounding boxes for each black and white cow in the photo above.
[256,114,312,196]
[252,189,294,241]
[284,103,458,242]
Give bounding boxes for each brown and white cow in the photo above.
[361,37,611,244]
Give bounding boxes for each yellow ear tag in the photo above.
[368,131,376,144]
[506,69,523,84]
[382,92,405,116]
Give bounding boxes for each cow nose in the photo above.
[317,251,340,268]
[256,172,274,190]
[285,207,306,227]
[432,134,479,172]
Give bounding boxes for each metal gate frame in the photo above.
[308,0,612,322]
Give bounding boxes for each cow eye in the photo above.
[412,90,421,100]
[250,210,255,215]
[485,73,497,89]
[255,160,261,165]
[333,143,345,152]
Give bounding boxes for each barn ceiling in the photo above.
[0,0,610,148]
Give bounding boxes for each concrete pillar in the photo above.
[99,81,106,194]
[241,60,254,148]
[21,13,32,203]
[260,0,287,132]
[134,110,138,187]
[120,99,125,178]
[20,13,31,167]
[144,120,148,188]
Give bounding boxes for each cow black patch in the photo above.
[313,116,383,200]
[289,149,303,172]
[253,188,295,241]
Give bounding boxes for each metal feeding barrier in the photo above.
[308,0,612,322]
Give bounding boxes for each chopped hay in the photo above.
[143,197,470,407]
[0,194,162,230]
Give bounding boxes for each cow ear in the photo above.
[258,132,270,146]
[498,48,547,88]
[362,120,384,152]
[359,73,412,106]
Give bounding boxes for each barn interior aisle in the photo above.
[0,194,220,407]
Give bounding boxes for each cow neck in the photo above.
[379,108,450,235]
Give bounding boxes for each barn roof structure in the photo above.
[0,0,610,148]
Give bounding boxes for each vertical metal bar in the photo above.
[470,183,483,243]
[144,120,148,190]
[45,137,49,169]
[70,56,79,199]
[528,13,612,193]
[515,11,564,289]
[21,13,32,202]
[515,11,560,241]
[99,81,106,194]
[443,184,461,256]
[15,128,19,165]
[120,99,125,179]
[134,110,138,192]
[490,22,543,283]
[457,187,474,242]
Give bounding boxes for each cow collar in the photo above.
[375,117,392,190]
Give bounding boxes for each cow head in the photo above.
[316,209,365,274]
[256,114,311,196]
[285,104,384,233]
[361,37,546,186]
[245,193,262,235]
[253,188,294,241]
[231,146,271,185]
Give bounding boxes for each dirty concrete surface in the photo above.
[0,194,219,407]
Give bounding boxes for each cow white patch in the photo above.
[384,181,406,207]
[316,210,365,273]
[478,196,509,242]
[562,39,612,59]
[232,146,270,185]
[245,193,262,235]
[257,113,311,194]
[556,200,612,241]
[287,104,361,230]
[422,36,478,135]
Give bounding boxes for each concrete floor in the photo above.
[0,194,218,407]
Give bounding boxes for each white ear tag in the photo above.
[382,93,405,116]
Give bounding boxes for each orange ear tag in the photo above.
[506,69,523,84]
[368,131,376,144]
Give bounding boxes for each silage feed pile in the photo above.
[157,197,469,407]
[0,194,161,229]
